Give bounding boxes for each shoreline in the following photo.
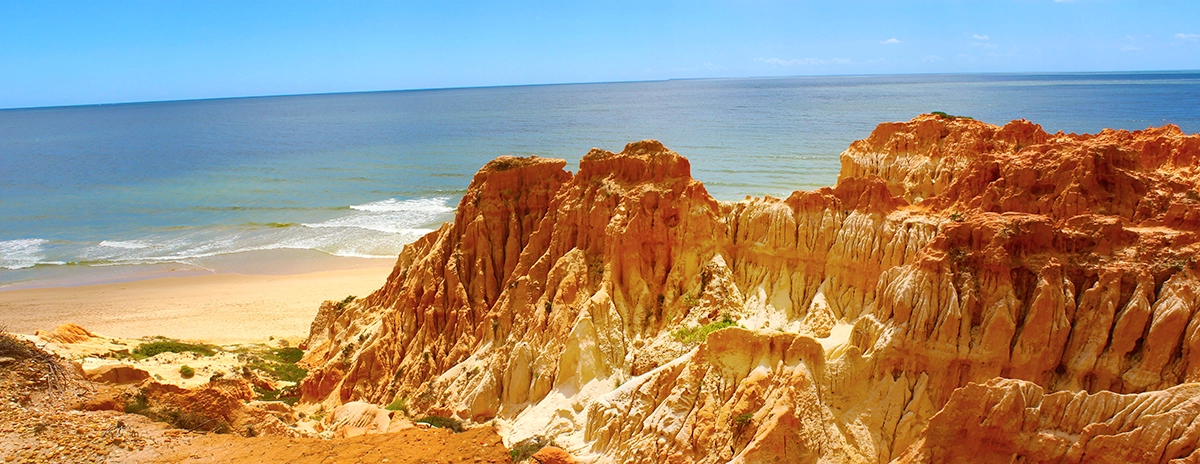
[0,248,400,291]
[0,250,396,343]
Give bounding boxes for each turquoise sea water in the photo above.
[2,72,1199,289]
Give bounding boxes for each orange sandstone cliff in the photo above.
[299,115,1200,463]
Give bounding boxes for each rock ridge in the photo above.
[301,115,1200,463]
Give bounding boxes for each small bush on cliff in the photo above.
[132,339,217,359]
[931,111,973,120]
[385,397,408,415]
[673,315,736,345]
[334,295,357,313]
[509,436,557,463]
[415,416,464,433]
[179,365,195,378]
[124,392,150,415]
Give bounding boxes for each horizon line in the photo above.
[3,68,1198,112]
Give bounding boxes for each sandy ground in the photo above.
[0,263,394,344]
[140,426,513,463]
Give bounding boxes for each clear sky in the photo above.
[2,0,1198,109]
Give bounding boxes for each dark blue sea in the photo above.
[2,72,1199,288]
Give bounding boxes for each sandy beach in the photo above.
[0,258,395,344]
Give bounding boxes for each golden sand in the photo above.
[0,263,393,344]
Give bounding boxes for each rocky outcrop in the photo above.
[35,324,96,344]
[894,378,1200,463]
[138,377,296,437]
[301,115,1200,462]
[85,364,151,385]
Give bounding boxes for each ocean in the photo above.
[2,72,1199,289]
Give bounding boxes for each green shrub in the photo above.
[733,413,754,426]
[252,385,299,405]
[132,340,217,359]
[930,111,973,120]
[334,295,357,312]
[385,397,408,414]
[238,343,309,383]
[247,360,308,383]
[179,365,195,378]
[124,392,150,415]
[415,416,464,433]
[273,347,303,363]
[509,436,556,462]
[673,316,736,344]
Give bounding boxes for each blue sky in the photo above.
[1,0,1198,108]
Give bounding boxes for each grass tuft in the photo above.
[385,397,408,414]
[930,111,973,120]
[509,436,556,462]
[132,340,217,359]
[334,295,357,313]
[673,315,737,345]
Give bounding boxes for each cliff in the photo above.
[299,115,1200,463]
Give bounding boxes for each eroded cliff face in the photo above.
[300,115,1200,463]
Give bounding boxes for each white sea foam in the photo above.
[0,238,49,270]
[350,197,455,213]
[304,214,441,234]
[3,197,455,272]
[98,240,151,249]
[307,197,455,234]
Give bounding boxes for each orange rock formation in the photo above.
[300,115,1200,463]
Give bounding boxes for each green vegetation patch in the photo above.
[272,347,304,363]
[179,365,195,378]
[248,360,308,383]
[253,385,300,406]
[124,392,150,415]
[132,339,218,359]
[930,111,974,120]
[385,397,408,414]
[227,343,310,386]
[415,416,464,433]
[673,316,737,345]
[334,295,357,312]
[509,436,557,463]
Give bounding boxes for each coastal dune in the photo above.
[296,114,1200,462]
